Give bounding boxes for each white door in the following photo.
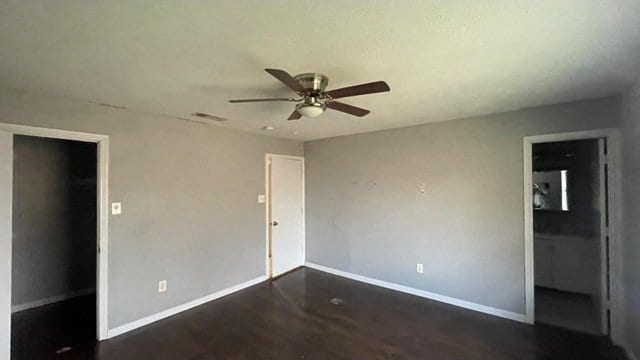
[269,156,304,278]
[0,130,13,359]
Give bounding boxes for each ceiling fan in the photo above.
[228,69,390,120]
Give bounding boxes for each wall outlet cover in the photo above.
[158,280,167,293]
[258,194,266,203]
[111,202,122,215]
[417,263,424,274]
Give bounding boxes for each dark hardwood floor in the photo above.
[12,268,628,359]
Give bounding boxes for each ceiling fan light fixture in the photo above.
[295,101,326,118]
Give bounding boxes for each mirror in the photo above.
[533,170,569,211]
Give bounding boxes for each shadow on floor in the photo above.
[11,294,96,360]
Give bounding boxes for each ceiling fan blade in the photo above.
[287,110,302,120]
[265,68,308,95]
[228,98,299,103]
[325,81,390,99]
[326,101,370,117]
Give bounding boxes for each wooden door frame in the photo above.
[0,123,110,342]
[523,128,622,343]
[264,154,305,279]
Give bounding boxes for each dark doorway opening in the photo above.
[11,135,97,359]
[532,138,609,335]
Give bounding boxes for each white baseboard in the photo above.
[12,288,96,313]
[106,275,267,339]
[305,262,527,323]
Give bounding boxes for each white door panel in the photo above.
[269,156,304,278]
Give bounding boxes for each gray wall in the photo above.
[305,97,620,314]
[622,82,640,355]
[0,89,302,329]
[12,136,96,307]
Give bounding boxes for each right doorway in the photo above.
[532,138,609,335]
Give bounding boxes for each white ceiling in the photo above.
[1,1,639,141]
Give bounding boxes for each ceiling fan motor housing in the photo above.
[293,73,330,117]
[294,73,329,95]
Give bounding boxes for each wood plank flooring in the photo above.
[11,267,629,359]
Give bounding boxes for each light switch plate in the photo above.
[111,202,122,215]
[258,195,266,203]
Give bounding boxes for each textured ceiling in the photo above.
[1,1,639,141]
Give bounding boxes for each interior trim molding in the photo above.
[106,276,267,339]
[305,262,527,323]
[11,288,96,313]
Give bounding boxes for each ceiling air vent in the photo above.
[177,112,229,126]
[191,112,228,123]
[88,100,127,110]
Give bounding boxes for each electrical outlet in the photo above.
[158,280,167,293]
[416,263,424,274]
[258,194,266,203]
[111,202,122,215]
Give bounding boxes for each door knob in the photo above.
[272,221,279,226]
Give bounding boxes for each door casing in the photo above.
[0,123,110,349]
[265,154,305,279]
[523,128,622,343]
